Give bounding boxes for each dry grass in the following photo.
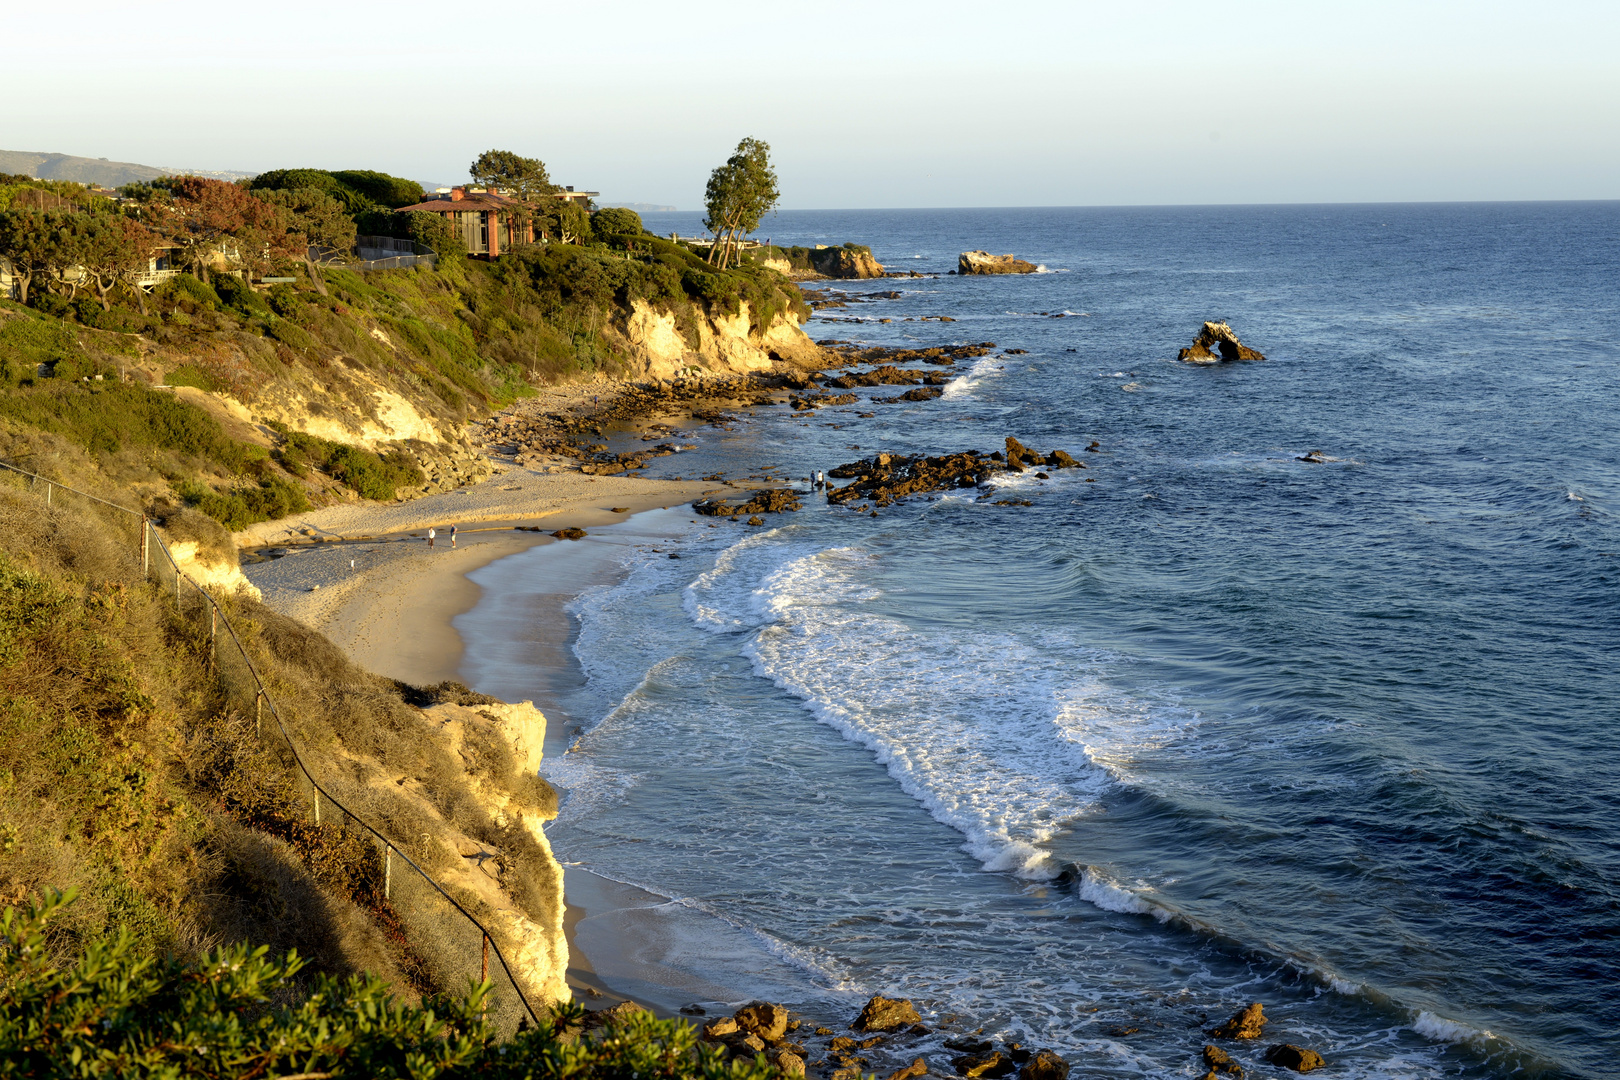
[0,486,562,1004]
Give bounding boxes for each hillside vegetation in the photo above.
[1,174,812,532]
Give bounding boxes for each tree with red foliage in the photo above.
[150,177,304,281]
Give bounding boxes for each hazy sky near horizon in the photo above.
[9,0,1618,208]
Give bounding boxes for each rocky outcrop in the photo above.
[852,995,923,1032]
[1264,1045,1326,1073]
[1209,1002,1267,1039]
[695,488,803,519]
[619,299,827,380]
[811,245,885,279]
[1178,321,1266,363]
[958,251,1038,275]
[1019,1050,1070,1080]
[827,437,1085,508]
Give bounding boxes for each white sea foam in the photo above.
[680,537,1204,883]
[942,353,1010,399]
[1411,1011,1493,1044]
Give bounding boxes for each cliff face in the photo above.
[417,700,569,1006]
[618,300,827,379]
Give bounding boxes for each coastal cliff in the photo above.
[618,299,826,378]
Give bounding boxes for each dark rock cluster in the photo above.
[694,488,804,519]
[826,437,1085,509]
[1198,1003,1326,1077]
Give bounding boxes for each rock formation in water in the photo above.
[1208,1002,1268,1039]
[811,245,886,279]
[1264,1044,1327,1073]
[1178,321,1266,363]
[958,250,1038,275]
[852,995,923,1032]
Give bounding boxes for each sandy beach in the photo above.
[242,463,733,1008]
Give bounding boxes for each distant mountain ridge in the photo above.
[0,149,253,187]
[600,201,679,212]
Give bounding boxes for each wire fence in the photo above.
[0,458,543,1036]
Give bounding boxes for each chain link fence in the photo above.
[1,459,541,1035]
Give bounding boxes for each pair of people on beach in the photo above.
[427,525,457,548]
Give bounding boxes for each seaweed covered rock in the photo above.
[1178,321,1266,363]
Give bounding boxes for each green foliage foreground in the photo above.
[1,889,783,1080]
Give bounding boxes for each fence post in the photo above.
[209,604,217,669]
[255,690,262,737]
[482,932,489,992]
[141,518,148,578]
[313,788,321,825]
[384,845,392,900]
[46,482,51,507]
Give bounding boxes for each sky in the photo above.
[8,0,1618,208]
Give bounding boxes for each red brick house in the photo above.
[393,187,533,258]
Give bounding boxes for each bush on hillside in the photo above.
[1,889,787,1080]
[213,274,272,318]
[179,475,309,530]
[0,381,259,470]
[156,274,223,314]
[276,430,423,501]
[591,206,643,239]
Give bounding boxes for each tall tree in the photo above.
[73,214,158,310]
[253,186,356,295]
[0,210,63,305]
[468,150,554,201]
[703,138,779,270]
[147,177,300,281]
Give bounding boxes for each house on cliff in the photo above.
[395,187,533,258]
[396,184,600,258]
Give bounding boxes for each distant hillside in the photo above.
[0,149,252,186]
[599,201,678,212]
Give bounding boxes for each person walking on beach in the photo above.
[427,527,436,548]
[450,524,457,548]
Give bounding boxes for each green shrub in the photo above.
[591,206,643,238]
[0,382,260,470]
[156,275,222,313]
[30,293,72,318]
[266,318,315,350]
[277,431,422,501]
[330,169,424,209]
[180,475,309,530]
[1,889,788,1080]
[213,275,271,318]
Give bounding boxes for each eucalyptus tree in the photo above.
[703,138,779,269]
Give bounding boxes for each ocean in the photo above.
[466,204,1620,1078]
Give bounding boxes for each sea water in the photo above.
[464,204,1620,1078]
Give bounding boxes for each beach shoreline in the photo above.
[241,464,739,1009]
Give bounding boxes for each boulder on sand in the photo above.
[1178,321,1266,363]
[959,250,1038,275]
[852,995,923,1032]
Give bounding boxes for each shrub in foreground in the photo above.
[0,889,785,1080]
